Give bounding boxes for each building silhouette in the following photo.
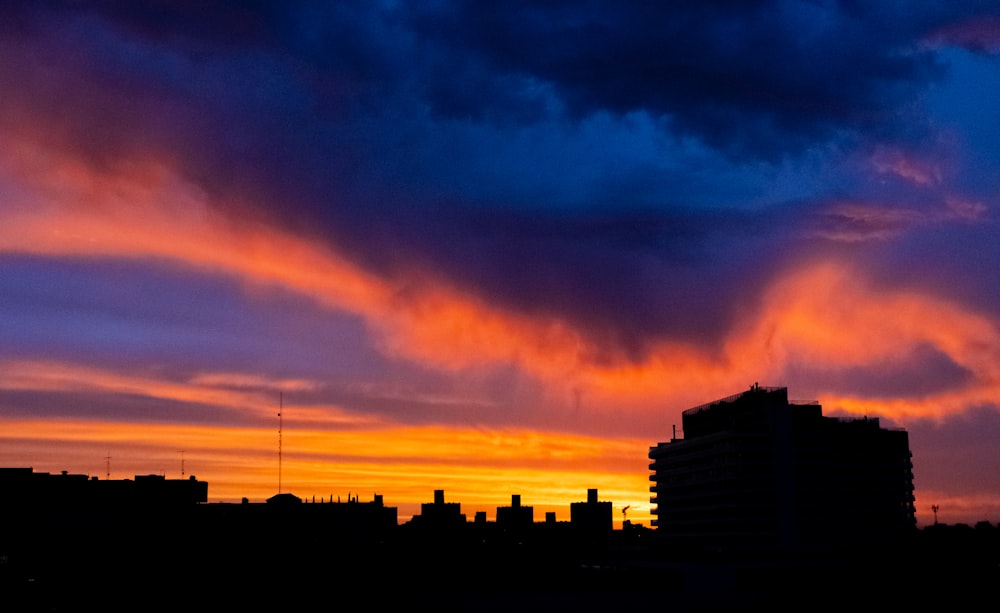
[1,449,997,609]
[0,466,208,512]
[408,488,466,529]
[648,385,917,557]
[496,494,534,530]
[570,488,613,535]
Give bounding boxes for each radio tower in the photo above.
[278,391,283,495]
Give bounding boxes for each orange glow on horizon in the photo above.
[913,489,1000,527]
[0,417,653,525]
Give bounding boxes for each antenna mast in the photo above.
[278,391,283,495]
[105,452,112,480]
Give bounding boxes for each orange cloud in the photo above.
[731,261,1000,419]
[1,144,592,380]
[0,144,692,418]
[7,148,998,421]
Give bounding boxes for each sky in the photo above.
[1,1,999,527]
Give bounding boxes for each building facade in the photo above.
[649,385,916,556]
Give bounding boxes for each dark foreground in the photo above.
[3,522,998,611]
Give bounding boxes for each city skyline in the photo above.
[0,386,968,528]
[2,3,1000,528]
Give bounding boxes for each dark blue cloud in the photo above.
[347,202,791,356]
[400,1,994,158]
[3,1,997,362]
[16,1,993,168]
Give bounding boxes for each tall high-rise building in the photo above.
[649,385,916,556]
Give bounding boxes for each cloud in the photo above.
[401,2,976,158]
[0,388,245,426]
[803,191,991,243]
[871,146,946,186]
[809,202,929,242]
[739,261,1000,420]
[0,359,274,423]
[2,1,991,350]
[4,147,998,427]
[927,14,1000,54]
[2,1,999,522]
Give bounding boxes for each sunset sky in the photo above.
[2,2,999,527]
